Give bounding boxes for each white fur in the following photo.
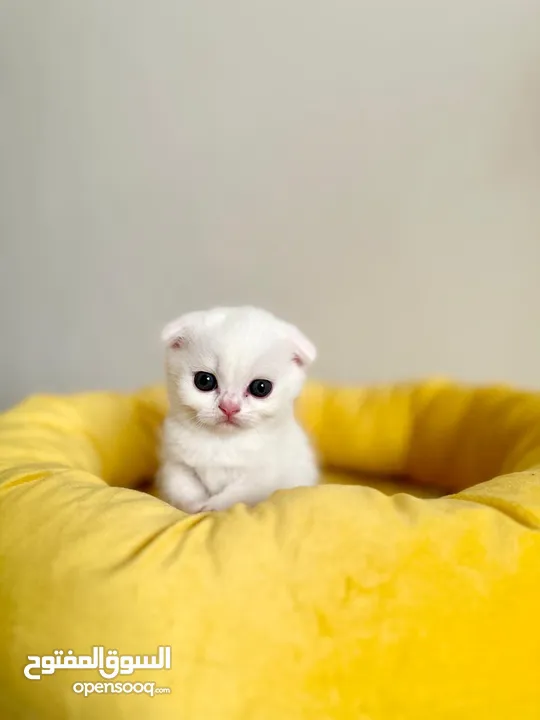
[157,306,318,513]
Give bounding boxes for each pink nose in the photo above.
[218,398,241,417]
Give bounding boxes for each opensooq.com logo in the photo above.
[23,646,172,697]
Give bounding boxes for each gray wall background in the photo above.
[2,1,540,408]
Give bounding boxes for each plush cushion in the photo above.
[1,379,540,719]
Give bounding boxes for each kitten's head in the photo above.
[162,306,316,430]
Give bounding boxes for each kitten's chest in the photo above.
[182,432,264,493]
[197,465,245,494]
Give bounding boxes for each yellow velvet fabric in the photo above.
[1,379,540,719]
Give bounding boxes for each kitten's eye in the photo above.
[194,371,218,392]
[248,379,273,398]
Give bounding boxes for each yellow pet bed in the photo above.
[1,379,540,719]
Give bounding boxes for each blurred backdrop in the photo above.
[2,0,540,408]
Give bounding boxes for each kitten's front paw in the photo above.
[198,499,219,513]
[199,495,231,513]
[162,492,206,514]
[157,464,209,513]
[200,490,253,512]
[178,499,207,514]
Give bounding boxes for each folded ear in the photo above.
[161,311,204,350]
[282,321,317,367]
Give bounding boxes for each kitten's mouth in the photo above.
[219,416,240,426]
[214,413,246,429]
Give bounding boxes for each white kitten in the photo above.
[157,306,318,513]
